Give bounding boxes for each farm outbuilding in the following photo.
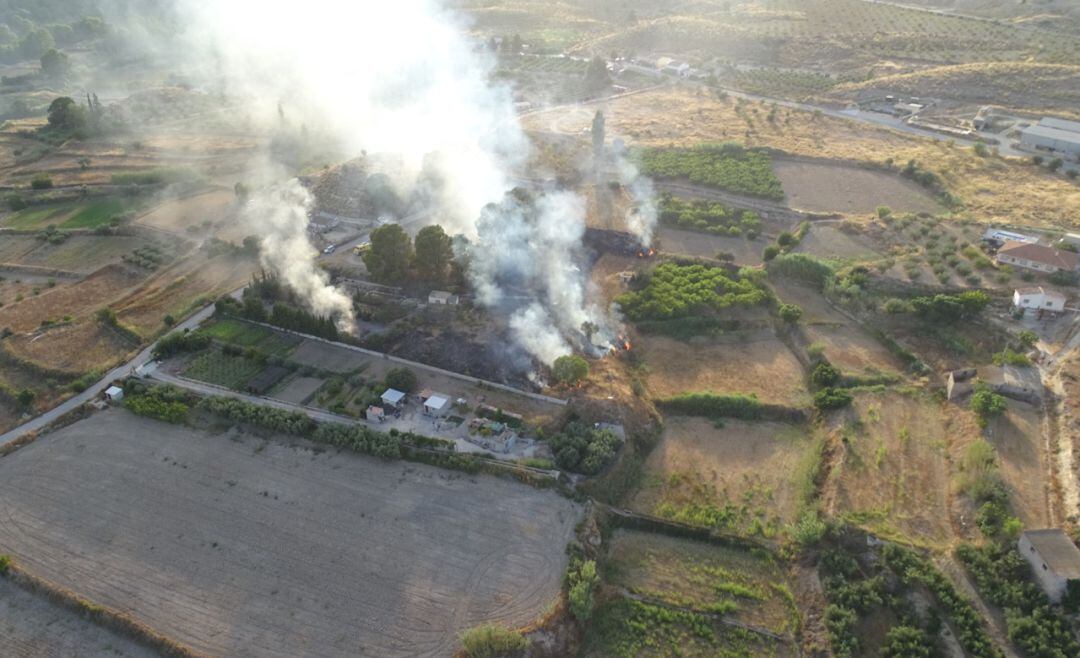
[423,394,450,416]
[381,388,406,409]
[1020,117,1080,158]
[1013,287,1066,314]
[1019,529,1080,604]
[104,386,124,403]
[428,290,459,305]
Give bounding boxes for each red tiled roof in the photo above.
[999,242,1079,270]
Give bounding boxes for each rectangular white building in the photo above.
[1013,287,1066,314]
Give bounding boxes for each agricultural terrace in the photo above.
[0,410,580,658]
[582,531,794,658]
[1,198,144,231]
[638,144,784,201]
[658,195,763,237]
[632,417,821,537]
[616,262,769,322]
[821,390,978,549]
[524,87,1080,227]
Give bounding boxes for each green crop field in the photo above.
[639,144,784,200]
[4,199,140,231]
[201,318,300,356]
[182,350,264,389]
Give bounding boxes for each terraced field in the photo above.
[0,411,580,658]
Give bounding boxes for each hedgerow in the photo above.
[766,253,834,291]
[656,392,765,419]
[639,143,784,200]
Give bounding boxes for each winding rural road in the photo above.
[0,303,219,445]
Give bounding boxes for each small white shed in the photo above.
[104,386,124,403]
[428,290,460,306]
[381,388,406,409]
[423,394,450,417]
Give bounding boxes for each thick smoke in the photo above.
[241,180,354,329]
[176,0,615,367]
[615,155,659,248]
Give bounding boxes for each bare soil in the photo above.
[0,264,145,333]
[793,223,881,261]
[642,332,809,406]
[632,416,814,527]
[773,160,942,216]
[0,410,580,658]
[657,226,766,264]
[275,376,325,404]
[0,578,156,658]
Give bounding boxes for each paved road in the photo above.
[0,304,219,445]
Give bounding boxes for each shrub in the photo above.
[811,362,841,388]
[790,510,827,546]
[970,384,1006,422]
[876,205,892,219]
[882,298,912,314]
[552,354,589,385]
[882,625,931,658]
[568,559,599,621]
[767,253,834,290]
[0,554,10,574]
[30,174,53,189]
[458,624,528,658]
[763,244,780,261]
[384,367,418,393]
[814,387,852,411]
[777,303,802,324]
[548,421,621,475]
[152,329,212,359]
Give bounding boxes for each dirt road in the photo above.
[0,411,580,657]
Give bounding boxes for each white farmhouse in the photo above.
[997,241,1079,274]
[428,290,459,305]
[1018,529,1080,604]
[1013,287,1066,314]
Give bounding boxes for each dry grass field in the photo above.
[4,322,136,376]
[773,160,942,215]
[524,87,1080,228]
[0,410,580,658]
[0,264,145,333]
[605,529,799,635]
[641,332,809,407]
[134,188,242,238]
[632,417,817,530]
[985,400,1051,529]
[821,391,972,547]
[1,235,154,274]
[656,226,766,263]
[792,223,881,261]
[0,578,156,658]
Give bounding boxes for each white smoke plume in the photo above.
[615,155,658,248]
[241,181,354,329]
[174,0,610,367]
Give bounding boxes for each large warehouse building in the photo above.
[1021,117,1080,158]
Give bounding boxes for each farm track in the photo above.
[0,411,580,658]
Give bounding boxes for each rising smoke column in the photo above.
[241,181,354,328]
[179,0,616,366]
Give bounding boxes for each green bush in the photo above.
[970,384,1006,422]
[553,354,589,385]
[814,387,852,411]
[568,559,599,621]
[123,385,191,424]
[777,303,802,324]
[458,624,528,658]
[384,367,418,393]
[548,421,621,475]
[0,554,10,574]
[810,362,839,388]
[767,253,834,290]
[152,329,212,359]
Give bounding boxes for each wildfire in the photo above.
[610,334,632,353]
[636,248,656,258]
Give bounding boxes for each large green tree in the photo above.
[46,96,85,133]
[583,56,611,96]
[413,224,453,283]
[363,223,413,283]
[553,355,589,385]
